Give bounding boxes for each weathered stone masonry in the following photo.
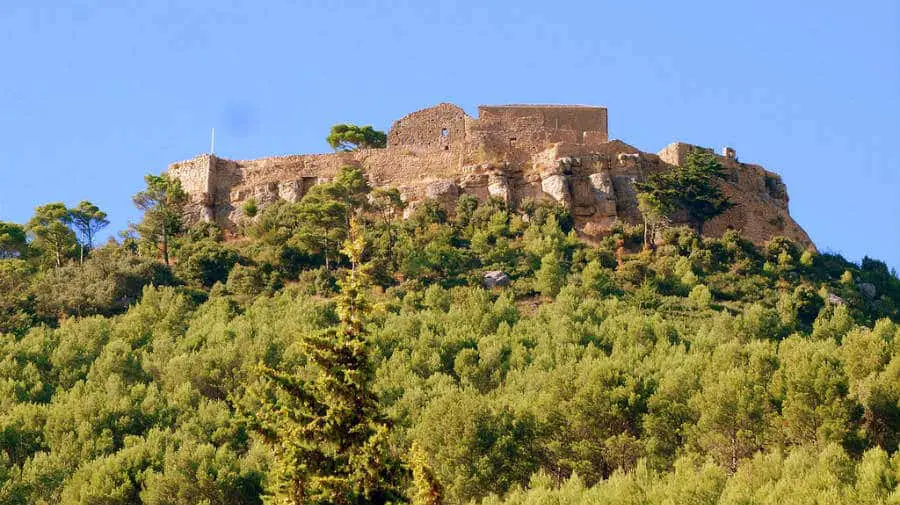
[168,103,813,248]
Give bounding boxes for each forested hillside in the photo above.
[1,165,899,504]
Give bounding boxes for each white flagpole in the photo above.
[210,128,215,155]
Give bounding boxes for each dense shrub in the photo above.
[1,191,899,504]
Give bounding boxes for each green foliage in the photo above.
[0,260,35,334]
[2,168,900,505]
[636,150,735,234]
[413,390,540,503]
[226,264,270,300]
[133,173,188,265]
[247,200,301,245]
[69,200,109,262]
[689,283,712,308]
[176,240,243,289]
[31,244,174,319]
[409,441,443,505]
[291,166,370,269]
[248,228,402,505]
[27,202,77,268]
[689,345,775,473]
[535,253,564,297]
[0,222,28,259]
[242,197,259,218]
[326,124,387,151]
[581,259,615,296]
[773,337,852,447]
[297,266,338,297]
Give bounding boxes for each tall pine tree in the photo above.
[250,220,402,505]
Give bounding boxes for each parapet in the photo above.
[476,104,607,137]
[386,103,608,156]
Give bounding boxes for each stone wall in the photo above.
[656,142,714,167]
[477,104,607,138]
[168,154,216,221]
[169,154,213,198]
[387,102,469,153]
[386,103,608,164]
[167,102,813,249]
[470,104,608,163]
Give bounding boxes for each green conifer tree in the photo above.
[250,220,401,505]
[27,202,77,268]
[535,252,565,298]
[635,150,734,235]
[132,174,187,265]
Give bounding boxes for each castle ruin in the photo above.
[168,103,812,247]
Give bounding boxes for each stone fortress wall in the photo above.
[168,103,812,248]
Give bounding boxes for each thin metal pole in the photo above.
[210,128,215,154]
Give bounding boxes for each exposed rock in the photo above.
[425,179,459,210]
[402,199,421,220]
[460,173,488,188]
[616,152,640,168]
[169,103,814,249]
[483,271,510,288]
[425,179,458,199]
[252,182,280,204]
[487,173,510,204]
[278,180,304,203]
[827,293,847,306]
[589,171,613,194]
[557,156,577,173]
[859,283,877,299]
[611,175,640,222]
[589,171,617,216]
[541,173,571,206]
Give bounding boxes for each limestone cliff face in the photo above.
[168,103,813,249]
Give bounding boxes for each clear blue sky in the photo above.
[1,1,898,269]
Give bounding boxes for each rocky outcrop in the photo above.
[487,172,511,204]
[540,173,571,206]
[425,179,459,210]
[483,271,511,288]
[168,103,814,249]
[589,171,617,216]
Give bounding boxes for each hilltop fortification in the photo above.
[168,103,812,247]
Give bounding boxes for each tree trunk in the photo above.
[324,235,330,270]
[162,222,169,266]
[386,219,396,269]
[730,431,738,474]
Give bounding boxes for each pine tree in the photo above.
[132,174,187,265]
[68,200,109,263]
[250,220,401,505]
[0,221,28,259]
[635,150,734,235]
[27,202,77,268]
[535,252,564,298]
